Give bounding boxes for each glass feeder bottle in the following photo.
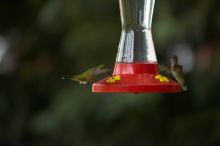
[117,0,157,63]
[92,0,181,93]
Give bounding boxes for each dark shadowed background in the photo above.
[0,0,220,146]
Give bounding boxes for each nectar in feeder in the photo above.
[93,0,181,93]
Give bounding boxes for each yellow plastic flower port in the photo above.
[159,77,169,82]
[114,75,121,81]
[106,75,121,84]
[155,74,169,83]
[155,74,162,79]
[106,78,116,83]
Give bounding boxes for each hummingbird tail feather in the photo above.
[62,77,79,82]
[79,81,88,84]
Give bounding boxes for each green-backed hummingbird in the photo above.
[62,65,112,84]
[170,55,187,91]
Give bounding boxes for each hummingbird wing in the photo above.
[63,65,108,85]
[159,64,174,79]
[159,64,171,74]
[94,68,112,76]
[77,65,107,77]
[95,64,105,70]
[86,65,105,72]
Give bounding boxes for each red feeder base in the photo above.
[92,63,181,93]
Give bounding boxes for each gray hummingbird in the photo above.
[170,55,187,91]
[62,65,112,84]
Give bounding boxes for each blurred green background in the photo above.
[1,0,220,146]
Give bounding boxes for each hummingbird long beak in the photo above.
[106,72,115,79]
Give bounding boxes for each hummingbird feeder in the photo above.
[92,0,181,93]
